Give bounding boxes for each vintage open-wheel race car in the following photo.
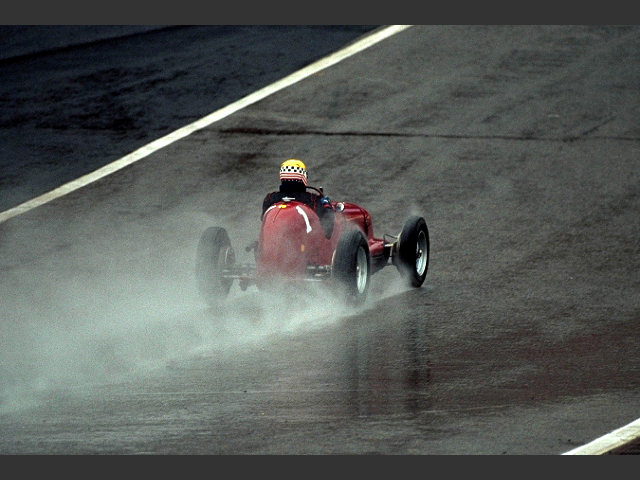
[196,186,429,307]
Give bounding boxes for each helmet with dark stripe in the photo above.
[279,159,308,186]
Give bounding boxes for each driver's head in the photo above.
[280,159,308,186]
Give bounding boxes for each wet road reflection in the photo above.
[341,313,433,418]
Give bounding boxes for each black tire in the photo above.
[396,216,429,287]
[196,226,234,307]
[332,229,370,306]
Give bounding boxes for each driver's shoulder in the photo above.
[303,191,321,204]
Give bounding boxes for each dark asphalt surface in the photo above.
[0,25,638,455]
[0,25,376,212]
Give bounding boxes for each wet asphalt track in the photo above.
[0,25,639,454]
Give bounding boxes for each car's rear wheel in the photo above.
[196,226,234,307]
[332,229,370,306]
[396,216,429,287]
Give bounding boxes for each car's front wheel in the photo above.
[396,216,429,287]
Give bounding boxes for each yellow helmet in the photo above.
[279,159,308,185]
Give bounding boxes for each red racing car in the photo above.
[196,186,429,306]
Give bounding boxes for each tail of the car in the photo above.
[257,201,317,282]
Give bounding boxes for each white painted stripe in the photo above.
[295,205,312,233]
[562,417,640,455]
[0,25,413,225]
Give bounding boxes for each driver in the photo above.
[261,159,334,236]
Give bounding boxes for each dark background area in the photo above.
[0,25,377,211]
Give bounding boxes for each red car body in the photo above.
[256,199,387,285]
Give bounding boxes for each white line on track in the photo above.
[0,25,413,225]
[562,417,640,455]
